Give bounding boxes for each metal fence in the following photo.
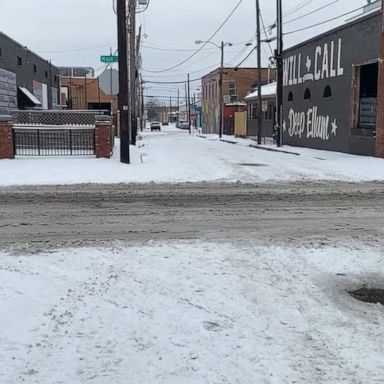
[12,110,110,126]
[13,128,95,156]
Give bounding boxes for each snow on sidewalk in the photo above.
[1,125,384,186]
[1,241,383,383]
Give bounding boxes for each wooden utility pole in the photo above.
[375,0,384,157]
[219,41,224,138]
[117,0,130,163]
[276,0,283,147]
[129,0,137,145]
[256,0,262,144]
[188,74,191,134]
[177,88,180,123]
[184,81,188,125]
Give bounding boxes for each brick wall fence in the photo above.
[0,116,14,159]
[0,116,114,159]
[95,118,114,158]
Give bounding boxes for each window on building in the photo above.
[323,85,332,99]
[304,88,311,101]
[17,56,22,67]
[33,64,37,73]
[45,70,49,78]
[352,61,378,130]
[54,75,58,83]
[0,47,2,57]
[228,81,236,96]
[288,91,293,102]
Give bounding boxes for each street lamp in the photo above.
[196,40,232,138]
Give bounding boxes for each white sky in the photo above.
[0,0,370,98]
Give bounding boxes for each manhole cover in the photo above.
[238,163,268,167]
[348,287,384,305]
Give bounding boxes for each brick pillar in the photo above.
[95,121,113,158]
[376,4,384,157]
[0,117,14,159]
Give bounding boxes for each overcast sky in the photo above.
[0,0,371,98]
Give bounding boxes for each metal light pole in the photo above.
[195,40,232,138]
[117,0,130,163]
[276,0,283,147]
[256,0,262,145]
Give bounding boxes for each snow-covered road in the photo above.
[1,125,384,186]
[1,241,383,383]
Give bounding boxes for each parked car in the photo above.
[162,121,169,126]
[178,121,190,129]
[150,122,161,131]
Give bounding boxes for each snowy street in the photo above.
[1,241,384,384]
[1,127,384,383]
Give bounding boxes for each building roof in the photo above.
[245,82,276,101]
[0,30,56,67]
[202,67,258,79]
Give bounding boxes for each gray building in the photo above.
[282,10,381,156]
[0,31,60,115]
[245,82,276,138]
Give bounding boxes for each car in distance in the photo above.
[162,121,169,126]
[150,121,161,131]
[178,120,190,129]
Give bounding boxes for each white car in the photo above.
[178,121,190,129]
[150,122,161,131]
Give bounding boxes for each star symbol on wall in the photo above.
[331,119,338,136]
[305,56,312,72]
[282,120,287,132]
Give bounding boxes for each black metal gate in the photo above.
[13,128,95,156]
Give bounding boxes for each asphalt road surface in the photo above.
[1,181,384,253]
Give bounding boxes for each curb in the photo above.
[248,144,300,156]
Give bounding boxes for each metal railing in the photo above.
[12,110,110,127]
[13,127,95,156]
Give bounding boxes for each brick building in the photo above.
[201,67,275,134]
[0,31,59,115]
[282,3,384,157]
[60,73,118,113]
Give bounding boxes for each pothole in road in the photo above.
[348,287,384,305]
[238,163,268,167]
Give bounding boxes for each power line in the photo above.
[284,0,315,18]
[142,0,243,73]
[144,77,202,84]
[284,0,339,25]
[284,3,378,36]
[234,46,257,69]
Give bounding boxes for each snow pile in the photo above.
[1,241,384,383]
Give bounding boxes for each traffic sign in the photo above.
[101,55,118,63]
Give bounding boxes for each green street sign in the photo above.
[101,55,118,63]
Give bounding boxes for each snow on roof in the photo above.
[245,82,276,101]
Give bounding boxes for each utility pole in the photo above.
[188,74,191,134]
[184,81,188,125]
[256,0,262,145]
[117,0,130,163]
[276,0,283,147]
[219,41,224,138]
[169,96,172,123]
[177,88,180,124]
[375,0,384,157]
[129,0,137,145]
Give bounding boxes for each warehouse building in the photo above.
[0,31,59,115]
